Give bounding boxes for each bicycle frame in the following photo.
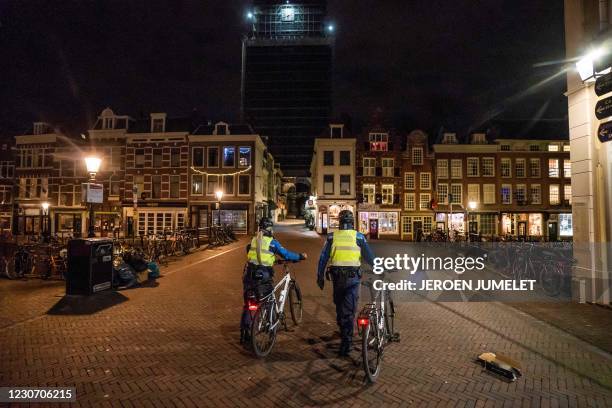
[262,267,292,331]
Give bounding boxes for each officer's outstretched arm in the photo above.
[270,239,302,262]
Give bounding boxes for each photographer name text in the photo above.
[374,279,537,291]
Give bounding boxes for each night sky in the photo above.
[0,0,567,140]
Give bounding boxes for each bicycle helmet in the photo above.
[338,210,354,230]
[258,217,273,235]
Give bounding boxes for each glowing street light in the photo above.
[84,155,102,237]
[41,201,50,241]
[468,201,477,210]
[327,24,334,32]
[215,190,224,227]
[247,11,253,19]
[575,47,606,82]
[468,201,477,242]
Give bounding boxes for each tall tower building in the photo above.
[241,0,334,177]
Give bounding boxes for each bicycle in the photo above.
[247,259,303,358]
[357,275,399,383]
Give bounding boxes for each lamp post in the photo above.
[468,201,477,242]
[85,156,102,238]
[215,190,224,227]
[215,190,223,226]
[41,201,49,242]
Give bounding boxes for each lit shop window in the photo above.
[369,133,388,151]
[559,214,573,236]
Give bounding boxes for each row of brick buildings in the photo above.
[309,124,572,241]
[0,108,284,237]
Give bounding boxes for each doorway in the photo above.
[369,219,379,239]
[413,220,423,241]
[547,222,558,242]
[517,221,527,240]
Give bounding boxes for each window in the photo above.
[482,157,495,176]
[549,185,560,205]
[191,175,203,195]
[153,149,163,168]
[529,144,540,151]
[530,184,541,204]
[238,175,251,195]
[0,162,14,178]
[404,172,415,190]
[340,175,350,195]
[563,144,570,152]
[223,146,235,167]
[467,158,479,177]
[515,159,526,177]
[167,148,178,167]
[381,184,394,204]
[193,147,204,167]
[560,213,573,236]
[323,151,334,166]
[412,147,423,165]
[564,184,572,204]
[501,184,512,204]
[548,159,559,177]
[133,175,144,196]
[363,158,376,176]
[208,147,219,167]
[451,159,462,178]
[60,160,75,177]
[323,175,334,194]
[423,216,433,234]
[152,175,162,198]
[340,151,350,166]
[450,184,462,204]
[223,175,234,195]
[483,184,495,204]
[563,160,571,178]
[152,118,164,132]
[420,172,431,189]
[382,158,394,177]
[0,185,12,204]
[467,184,480,203]
[135,149,145,168]
[515,184,526,203]
[111,148,122,169]
[480,214,496,235]
[437,183,448,204]
[207,175,219,195]
[529,158,540,177]
[363,184,375,204]
[548,144,559,152]
[501,158,511,177]
[170,175,180,198]
[501,144,510,151]
[404,193,415,210]
[420,193,431,210]
[239,147,251,167]
[369,133,388,151]
[215,123,228,135]
[59,185,75,206]
[437,160,448,178]
[402,216,412,234]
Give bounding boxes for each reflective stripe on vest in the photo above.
[247,235,275,266]
[330,229,361,267]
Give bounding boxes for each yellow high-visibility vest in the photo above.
[247,234,275,266]
[330,229,361,267]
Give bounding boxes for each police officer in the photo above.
[317,210,375,356]
[241,217,306,343]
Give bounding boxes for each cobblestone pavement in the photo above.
[1,224,611,407]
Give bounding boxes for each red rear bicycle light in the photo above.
[247,300,258,311]
[357,317,369,327]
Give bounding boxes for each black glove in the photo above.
[317,276,325,290]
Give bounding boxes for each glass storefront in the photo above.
[559,213,573,237]
[434,213,465,233]
[358,211,399,235]
[212,209,248,233]
[138,210,187,235]
[327,204,354,230]
[528,213,543,236]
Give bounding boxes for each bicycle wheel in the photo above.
[251,301,277,358]
[288,280,303,325]
[362,317,383,382]
[384,296,395,339]
[540,263,562,297]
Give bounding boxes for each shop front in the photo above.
[212,204,249,234]
[54,209,84,238]
[547,212,573,241]
[0,210,12,234]
[501,213,544,240]
[558,213,573,240]
[434,213,466,234]
[124,207,188,236]
[315,201,356,234]
[400,213,434,241]
[357,204,400,239]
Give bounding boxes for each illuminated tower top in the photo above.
[248,0,331,39]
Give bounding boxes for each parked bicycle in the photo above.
[247,259,303,358]
[357,275,399,382]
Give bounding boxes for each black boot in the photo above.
[338,340,352,357]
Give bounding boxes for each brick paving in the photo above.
[0,224,611,407]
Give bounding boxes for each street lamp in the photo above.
[215,190,224,227]
[468,201,477,242]
[41,201,49,242]
[85,155,102,238]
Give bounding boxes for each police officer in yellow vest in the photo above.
[317,210,375,356]
[241,217,306,343]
